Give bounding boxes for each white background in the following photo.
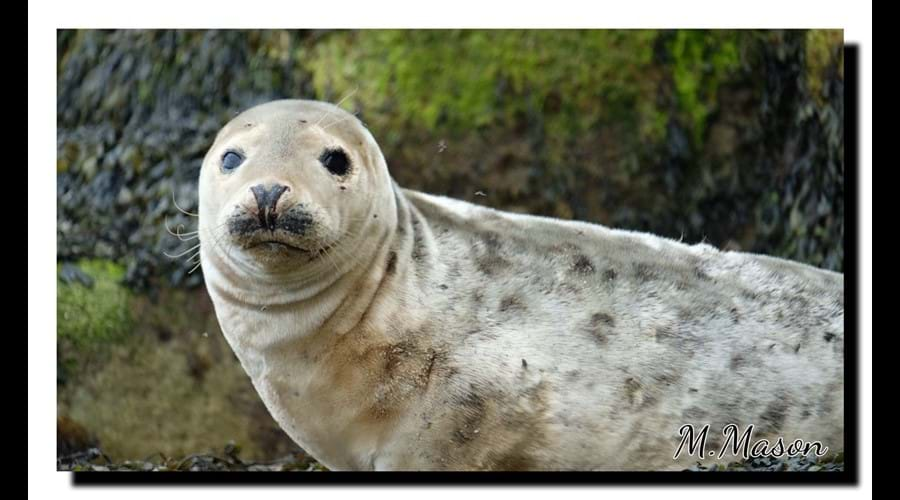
[29,0,873,498]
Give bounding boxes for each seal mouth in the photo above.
[228,207,318,251]
[248,239,311,253]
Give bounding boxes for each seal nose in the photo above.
[250,183,289,231]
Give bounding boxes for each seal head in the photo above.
[199,100,396,298]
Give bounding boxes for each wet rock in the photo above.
[684,454,844,472]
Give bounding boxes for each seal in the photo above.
[198,99,844,471]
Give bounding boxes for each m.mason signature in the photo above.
[674,424,829,460]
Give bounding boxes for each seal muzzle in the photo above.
[251,183,289,231]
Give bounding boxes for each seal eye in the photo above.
[221,151,244,172]
[319,148,351,176]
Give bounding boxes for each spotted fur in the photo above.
[199,100,844,471]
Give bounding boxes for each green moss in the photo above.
[300,29,665,142]
[805,30,843,104]
[57,260,133,349]
[668,30,742,145]
[297,29,681,209]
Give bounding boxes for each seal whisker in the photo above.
[318,243,342,276]
[171,190,199,217]
[164,215,200,241]
[183,252,202,268]
[187,260,202,275]
[163,243,201,259]
[315,86,359,127]
[206,222,237,264]
[322,111,360,131]
[196,220,231,259]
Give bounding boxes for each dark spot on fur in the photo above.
[521,359,528,368]
[632,262,657,282]
[411,213,427,261]
[591,312,615,327]
[759,396,790,434]
[824,332,836,342]
[694,265,712,281]
[498,295,525,313]
[383,341,413,376]
[654,324,677,342]
[730,307,741,324]
[604,268,618,281]
[586,312,615,345]
[385,251,397,275]
[688,388,699,393]
[653,324,699,356]
[793,343,801,354]
[482,231,502,250]
[729,353,746,370]
[566,369,581,380]
[639,394,658,408]
[473,231,510,276]
[438,283,448,290]
[571,255,595,274]
[652,371,680,386]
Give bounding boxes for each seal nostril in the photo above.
[250,184,289,230]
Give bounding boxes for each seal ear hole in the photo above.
[319,148,351,176]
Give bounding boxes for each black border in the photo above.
[73,469,852,485]
[70,42,860,487]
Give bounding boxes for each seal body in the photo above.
[199,100,844,471]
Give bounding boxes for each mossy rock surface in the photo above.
[57,284,301,462]
[57,259,132,349]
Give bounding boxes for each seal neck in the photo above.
[303,182,431,339]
